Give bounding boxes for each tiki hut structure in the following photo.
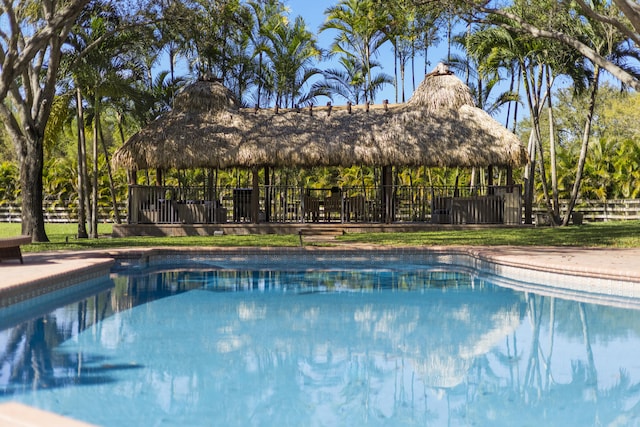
[113,63,527,230]
[114,64,525,170]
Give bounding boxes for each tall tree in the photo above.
[384,0,419,103]
[247,0,286,108]
[265,15,325,107]
[560,0,639,225]
[64,1,150,236]
[179,0,253,94]
[476,0,640,91]
[322,0,390,103]
[0,0,91,241]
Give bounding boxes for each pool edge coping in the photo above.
[4,245,640,307]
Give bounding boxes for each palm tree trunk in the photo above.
[400,56,406,103]
[563,66,601,225]
[394,38,399,103]
[411,40,416,92]
[523,129,537,224]
[91,93,99,238]
[530,68,554,221]
[99,125,121,224]
[546,68,560,221]
[75,87,88,238]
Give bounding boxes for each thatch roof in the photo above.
[113,64,527,171]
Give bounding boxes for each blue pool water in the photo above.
[1,262,640,426]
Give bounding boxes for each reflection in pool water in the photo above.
[1,267,640,426]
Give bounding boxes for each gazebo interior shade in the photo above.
[113,64,528,171]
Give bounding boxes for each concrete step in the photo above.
[297,227,345,237]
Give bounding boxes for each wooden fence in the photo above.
[0,201,126,223]
[533,199,640,222]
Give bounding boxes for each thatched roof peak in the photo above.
[173,79,240,113]
[426,62,454,77]
[408,63,475,112]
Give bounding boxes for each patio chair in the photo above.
[303,194,320,222]
[324,193,342,222]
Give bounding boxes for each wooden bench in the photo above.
[0,235,31,264]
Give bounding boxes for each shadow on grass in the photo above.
[18,221,640,252]
[23,234,301,253]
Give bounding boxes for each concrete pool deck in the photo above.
[0,244,639,426]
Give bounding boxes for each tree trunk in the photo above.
[563,66,601,225]
[91,93,99,238]
[523,132,536,225]
[0,0,93,242]
[76,87,88,238]
[18,133,48,242]
[99,125,121,224]
[546,68,560,222]
[393,40,399,103]
[400,56,406,103]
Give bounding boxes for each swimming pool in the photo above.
[1,254,640,426]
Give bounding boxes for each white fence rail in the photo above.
[533,199,640,222]
[0,201,126,223]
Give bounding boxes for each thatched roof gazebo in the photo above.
[113,63,527,171]
[113,63,527,228]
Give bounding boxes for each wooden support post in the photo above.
[251,168,260,224]
[264,166,271,222]
[382,165,393,224]
[487,165,494,190]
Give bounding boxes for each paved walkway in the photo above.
[471,245,640,284]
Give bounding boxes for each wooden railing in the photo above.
[124,184,522,225]
[4,192,640,225]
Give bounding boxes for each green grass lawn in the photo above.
[338,221,640,247]
[1,221,639,252]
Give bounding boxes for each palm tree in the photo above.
[465,9,583,224]
[65,1,151,236]
[247,0,287,108]
[320,55,392,105]
[613,138,640,198]
[179,0,253,93]
[453,28,520,116]
[322,0,390,103]
[561,0,640,225]
[264,15,325,107]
